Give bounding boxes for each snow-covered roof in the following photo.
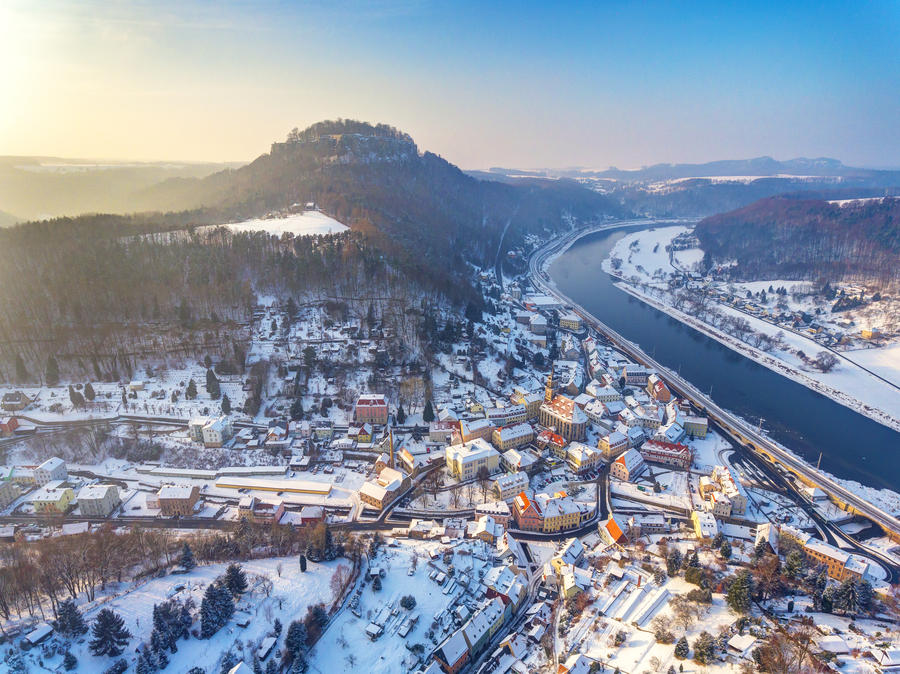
[157,484,196,500]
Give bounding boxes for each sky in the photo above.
[0,0,898,169]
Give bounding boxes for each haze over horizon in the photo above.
[1,0,898,169]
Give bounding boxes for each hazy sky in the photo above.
[1,0,898,169]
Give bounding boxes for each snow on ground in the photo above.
[10,557,344,674]
[310,538,495,674]
[222,211,348,237]
[605,226,690,284]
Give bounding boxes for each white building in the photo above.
[34,457,67,486]
[493,472,529,501]
[77,484,121,518]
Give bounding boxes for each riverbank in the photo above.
[614,281,900,433]
[598,225,900,433]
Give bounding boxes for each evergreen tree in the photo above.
[835,577,873,614]
[726,571,753,614]
[200,582,234,638]
[56,598,88,638]
[225,563,248,596]
[206,368,221,399]
[273,618,282,636]
[692,631,716,664]
[104,660,128,674]
[179,603,193,639]
[188,668,205,674]
[220,653,237,674]
[15,353,27,381]
[299,554,307,572]
[290,398,304,420]
[265,660,278,674]
[69,385,85,408]
[666,549,683,576]
[136,651,154,674]
[719,541,732,560]
[785,549,804,578]
[221,394,231,415]
[63,651,78,670]
[285,620,308,655]
[290,652,308,674]
[423,399,435,423]
[674,636,689,659]
[253,656,263,674]
[89,608,132,656]
[396,403,406,425]
[84,382,96,401]
[186,379,198,400]
[180,542,196,571]
[46,355,60,385]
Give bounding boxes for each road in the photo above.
[527,223,900,542]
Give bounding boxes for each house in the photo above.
[727,634,757,660]
[491,423,534,451]
[456,418,496,445]
[646,374,672,403]
[558,537,585,565]
[157,484,200,517]
[691,510,718,541]
[529,313,548,335]
[435,629,469,673]
[509,389,543,419]
[446,438,501,480]
[354,393,389,425]
[475,500,511,528]
[34,457,67,486]
[462,598,506,655]
[24,623,54,646]
[755,522,779,554]
[76,484,120,517]
[598,431,628,460]
[711,465,748,515]
[0,480,19,509]
[514,491,590,533]
[202,416,233,448]
[500,447,538,474]
[128,380,145,392]
[470,515,505,545]
[609,448,646,482]
[348,423,373,443]
[599,515,629,548]
[358,466,410,510]
[559,564,593,598]
[429,420,457,443]
[0,416,18,437]
[237,496,285,524]
[298,505,324,525]
[493,472,529,501]
[682,415,708,438]
[1,391,31,411]
[565,442,602,475]
[639,439,691,470]
[558,653,593,674]
[486,404,527,427]
[483,565,527,610]
[32,487,75,514]
[559,312,583,331]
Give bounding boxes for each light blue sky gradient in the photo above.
[1,0,897,168]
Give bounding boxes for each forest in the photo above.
[695,195,900,286]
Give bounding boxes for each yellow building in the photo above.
[510,390,544,420]
[565,442,602,475]
[536,492,588,533]
[491,423,534,452]
[32,487,75,514]
[559,312,583,331]
[446,438,501,480]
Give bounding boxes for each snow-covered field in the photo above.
[3,556,345,674]
[222,211,348,237]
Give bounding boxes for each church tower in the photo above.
[544,365,554,403]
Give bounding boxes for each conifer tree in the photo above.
[89,608,132,656]
[206,368,221,399]
[84,382,96,401]
[221,394,231,415]
[63,652,78,670]
[186,379,198,400]
[423,399,435,423]
[56,598,88,638]
[180,542,196,571]
[284,620,308,656]
[46,355,60,385]
[224,563,248,596]
[674,636,689,659]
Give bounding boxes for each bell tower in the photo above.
[544,365,554,403]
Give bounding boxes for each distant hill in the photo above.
[132,119,624,276]
[483,156,900,182]
[695,195,900,286]
[0,156,241,221]
[0,209,20,227]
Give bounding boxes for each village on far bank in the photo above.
[1,253,900,674]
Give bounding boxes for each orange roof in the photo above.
[604,517,626,543]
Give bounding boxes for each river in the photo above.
[548,225,900,492]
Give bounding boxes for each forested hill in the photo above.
[134,119,625,270]
[695,196,900,286]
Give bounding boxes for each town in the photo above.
[1,230,899,674]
